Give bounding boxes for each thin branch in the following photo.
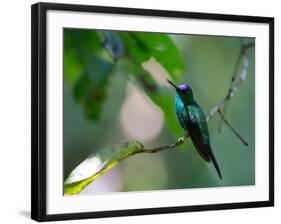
[218,109,249,146]
[215,39,253,133]
[205,39,253,145]
[140,135,188,153]
[207,41,253,120]
[217,40,243,132]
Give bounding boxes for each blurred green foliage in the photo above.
[120,32,184,80]
[64,29,185,139]
[63,28,255,194]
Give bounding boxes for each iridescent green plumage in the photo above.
[168,80,222,179]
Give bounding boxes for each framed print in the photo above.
[31,2,274,222]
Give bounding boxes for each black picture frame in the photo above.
[31,2,274,222]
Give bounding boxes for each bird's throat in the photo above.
[176,93,194,106]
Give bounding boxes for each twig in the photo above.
[206,56,251,120]
[215,39,253,133]
[217,40,243,132]
[140,135,188,153]
[205,39,253,145]
[218,109,248,146]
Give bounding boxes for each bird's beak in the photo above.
[167,79,179,90]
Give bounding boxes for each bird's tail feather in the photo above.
[208,149,222,179]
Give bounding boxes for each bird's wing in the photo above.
[187,104,210,145]
[187,103,223,179]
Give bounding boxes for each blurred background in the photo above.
[63,29,255,194]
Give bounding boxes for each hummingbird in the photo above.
[167,79,222,179]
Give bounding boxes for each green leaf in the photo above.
[63,29,103,84]
[64,28,103,54]
[118,32,151,63]
[74,56,114,121]
[134,33,184,81]
[64,141,144,195]
[64,48,83,84]
[120,32,184,82]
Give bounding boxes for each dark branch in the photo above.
[218,109,249,146]
[217,40,253,128]
[206,39,254,145]
[217,41,243,132]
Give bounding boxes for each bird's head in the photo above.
[167,79,193,99]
